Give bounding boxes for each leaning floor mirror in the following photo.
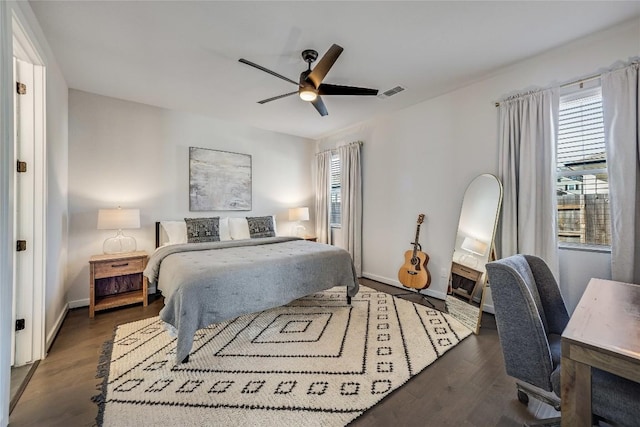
[446,174,502,334]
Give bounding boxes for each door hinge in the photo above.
[15,319,25,331]
[16,240,27,251]
[16,81,26,95]
[17,160,27,173]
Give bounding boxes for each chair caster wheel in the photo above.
[517,390,529,405]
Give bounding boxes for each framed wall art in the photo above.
[189,147,252,211]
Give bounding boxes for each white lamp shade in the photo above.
[461,236,488,256]
[288,207,310,222]
[97,208,140,230]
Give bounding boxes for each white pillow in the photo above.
[160,221,187,245]
[219,217,232,241]
[228,217,250,240]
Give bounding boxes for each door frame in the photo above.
[1,2,14,425]
[11,10,46,366]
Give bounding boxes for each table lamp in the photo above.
[97,207,140,254]
[288,207,309,237]
[460,236,488,268]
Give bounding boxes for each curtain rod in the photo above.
[560,73,601,89]
[315,140,363,155]
[494,73,602,107]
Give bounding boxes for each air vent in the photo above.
[378,85,405,99]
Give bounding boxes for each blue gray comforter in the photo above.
[144,237,359,363]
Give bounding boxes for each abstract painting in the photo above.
[189,147,252,211]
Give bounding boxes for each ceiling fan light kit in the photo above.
[239,44,378,116]
[299,88,317,102]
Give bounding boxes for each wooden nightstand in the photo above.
[450,261,484,302]
[303,236,318,242]
[89,251,148,318]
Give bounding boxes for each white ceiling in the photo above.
[29,1,640,140]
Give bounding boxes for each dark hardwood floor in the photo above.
[9,278,556,426]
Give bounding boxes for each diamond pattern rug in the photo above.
[94,285,471,426]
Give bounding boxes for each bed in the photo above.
[144,219,359,364]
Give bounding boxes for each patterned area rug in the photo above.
[94,285,471,426]
[445,295,481,332]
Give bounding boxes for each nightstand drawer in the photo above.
[93,258,144,279]
[451,263,481,280]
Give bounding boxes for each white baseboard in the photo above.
[362,271,494,314]
[68,298,89,309]
[361,271,401,288]
[482,303,495,314]
[67,285,157,311]
[46,302,69,353]
[361,272,448,301]
[67,285,156,309]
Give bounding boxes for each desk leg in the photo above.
[561,355,591,426]
[143,276,148,307]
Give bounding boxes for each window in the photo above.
[330,153,341,227]
[556,86,610,246]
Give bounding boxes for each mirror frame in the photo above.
[446,174,503,334]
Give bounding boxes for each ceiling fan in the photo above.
[239,44,378,116]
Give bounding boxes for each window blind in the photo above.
[557,88,605,173]
[556,87,610,246]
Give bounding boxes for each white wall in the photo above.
[36,31,69,352]
[66,90,315,305]
[317,18,640,312]
[559,247,612,314]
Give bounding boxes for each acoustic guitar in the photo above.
[397,214,431,289]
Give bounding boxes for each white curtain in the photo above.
[314,150,332,244]
[339,142,363,276]
[498,88,560,276]
[602,63,640,284]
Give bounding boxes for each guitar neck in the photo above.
[412,224,421,257]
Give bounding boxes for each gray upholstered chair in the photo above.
[486,254,640,426]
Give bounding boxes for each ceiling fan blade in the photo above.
[318,84,378,96]
[257,91,298,104]
[307,44,343,88]
[311,96,328,116]
[238,58,299,86]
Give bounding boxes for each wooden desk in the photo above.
[561,278,640,426]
